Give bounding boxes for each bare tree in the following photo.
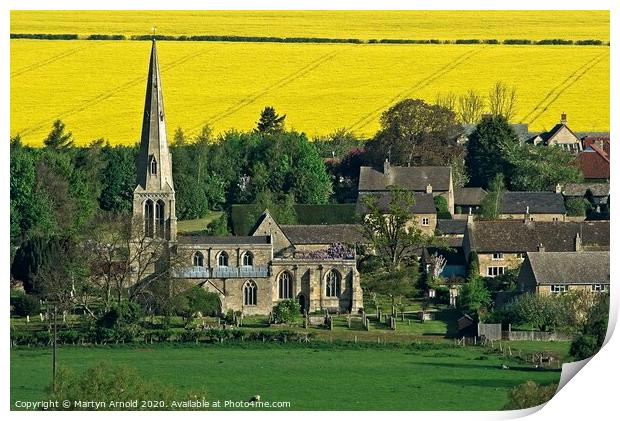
[488,81,518,122]
[457,90,486,124]
[435,92,457,112]
[429,252,447,280]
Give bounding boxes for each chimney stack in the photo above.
[426,184,433,194]
[561,112,567,124]
[575,232,582,252]
[524,205,530,222]
[537,244,545,252]
[466,207,474,226]
[383,158,390,176]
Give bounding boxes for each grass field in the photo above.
[10,40,609,146]
[177,212,224,233]
[10,10,610,41]
[10,343,563,410]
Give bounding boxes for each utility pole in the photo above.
[52,305,57,393]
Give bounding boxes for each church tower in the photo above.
[133,40,177,241]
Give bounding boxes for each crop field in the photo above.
[10,10,610,41]
[11,343,563,410]
[11,40,609,146]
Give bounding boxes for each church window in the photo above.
[155,200,165,238]
[278,271,293,299]
[325,270,341,298]
[150,156,157,175]
[242,251,254,266]
[193,251,204,267]
[144,199,154,237]
[243,280,257,306]
[218,251,229,267]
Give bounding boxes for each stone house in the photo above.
[517,251,610,295]
[527,113,583,153]
[356,191,438,234]
[498,190,567,222]
[454,187,487,215]
[562,182,610,215]
[131,40,363,316]
[462,218,609,278]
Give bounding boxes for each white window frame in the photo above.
[487,266,505,277]
[421,217,430,227]
[591,284,608,293]
[550,284,569,293]
[492,253,504,260]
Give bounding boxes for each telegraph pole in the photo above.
[52,305,57,393]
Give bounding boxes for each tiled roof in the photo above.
[280,224,364,245]
[358,165,451,192]
[466,220,609,253]
[436,219,467,235]
[178,235,271,245]
[562,182,610,197]
[356,192,437,214]
[455,187,487,206]
[577,147,610,180]
[500,192,566,214]
[525,251,609,285]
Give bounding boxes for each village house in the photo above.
[576,142,610,182]
[356,191,438,234]
[527,113,583,153]
[462,218,610,278]
[454,187,487,215]
[132,40,364,316]
[517,251,610,295]
[498,190,567,221]
[562,182,610,216]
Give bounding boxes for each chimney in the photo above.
[524,205,530,222]
[555,183,562,194]
[561,112,567,124]
[383,158,390,176]
[466,208,474,226]
[426,184,433,194]
[537,243,545,252]
[575,232,582,252]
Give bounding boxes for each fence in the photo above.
[478,323,573,342]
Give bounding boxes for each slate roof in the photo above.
[466,220,609,253]
[577,146,610,180]
[455,187,487,206]
[358,165,451,192]
[562,182,610,197]
[280,224,364,245]
[525,251,609,285]
[178,235,271,245]
[436,219,467,235]
[356,192,437,214]
[499,192,566,214]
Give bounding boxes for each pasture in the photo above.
[10,342,563,410]
[11,40,609,146]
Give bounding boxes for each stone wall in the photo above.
[477,252,524,277]
[179,243,272,267]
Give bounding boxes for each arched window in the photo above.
[193,251,204,267]
[155,200,165,238]
[278,271,293,299]
[144,199,154,237]
[241,251,254,266]
[150,156,157,175]
[325,270,341,298]
[243,280,257,306]
[217,251,229,267]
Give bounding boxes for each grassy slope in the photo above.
[10,343,562,410]
[10,10,609,41]
[11,41,609,146]
[177,212,223,233]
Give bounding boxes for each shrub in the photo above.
[58,330,81,345]
[272,299,299,324]
[503,381,557,409]
[35,330,51,345]
[570,334,599,360]
[97,302,142,329]
[503,39,533,45]
[565,197,591,216]
[433,195,452,219]
[11,293,41,316]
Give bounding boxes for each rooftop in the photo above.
[358,164,451,192]
[525,251,609,285]
[499,191,566,214]
[356,191,437,215]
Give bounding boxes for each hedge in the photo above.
[11,33,78,40]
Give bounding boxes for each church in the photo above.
[131,40,364,316]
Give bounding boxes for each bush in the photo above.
[272,299,299,324]
[97,302,142,329]
[58,330,81,345]
[503,381,557,409]
[503,39,533,45]
[565,197,591,216]
[433,195,452,219]
[570,334,599,360]
[11,294,41,316]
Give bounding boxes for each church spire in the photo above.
[136,39,173,191]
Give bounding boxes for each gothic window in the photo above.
[217,251,229,267]
[149,156,157,175]
[243,280,257,306]
[278,271,293,299]
[325,270,341,298]
[155,200,165,238]
[144,199,154,237]
[193,251,204,267]
[241,251,254,266]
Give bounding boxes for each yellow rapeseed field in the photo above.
[11,40,609,146]
[10,10,610,41]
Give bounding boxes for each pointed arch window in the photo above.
[243,280,257,306]
[325,270,341,298]
[155,200,165,238]
[144,199,154,237]
[241,251,254,266]
[217,251,229,267]
[193,251,204,267]
[149,155,157,175]
[278,271,293,299]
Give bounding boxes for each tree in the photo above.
[565,197,592,217]
[508,293,570,332]
[313,128,365,159]
[505,144,583,191]
[272,299,299,324]
[434,195,451,219]
[488,81,517,122]
[10,293,41,317]
[256,106,286,134]
[478,174,505,220]
[44,119,74,149]
[99,145,137,213]
[435,91,457,112]
[570,335,598,360]
[503,381,557,410]
[457,90,485,124]
[185,286,221,317]
[465,115,519,188]
[459,276,491,316]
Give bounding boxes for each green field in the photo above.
[11,343,563,410]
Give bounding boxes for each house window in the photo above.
[325,270,341,298]
[492,253,504,260]
[550,284,569,293]
[278,271,293,299]
[193,252,204,267]
[243,280,257,306]
[487,266,505,277]
[552,217,559,222]
[144,199,154,237]
[422,218,430,226]
[591,284,608,293]
[217,251,229,267]
[241,251,254,266]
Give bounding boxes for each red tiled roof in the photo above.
[576,147,610,180]
[583,136,610,156]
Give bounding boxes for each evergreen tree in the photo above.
[255,106,286,134]
[44,119,74,149]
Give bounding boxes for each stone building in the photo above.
[132,40,363,316]
[498,190,567,222]
[527,113,583,153]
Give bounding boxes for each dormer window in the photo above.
[149,156,157,175]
